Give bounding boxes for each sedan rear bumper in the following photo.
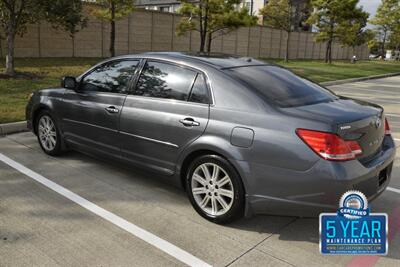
[239,136,396,217]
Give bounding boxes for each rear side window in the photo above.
[188,74,209,104]
[226,66,337,107]
[81,60,139,94]
[134,61,197,101]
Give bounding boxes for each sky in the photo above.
[358,0,381,18]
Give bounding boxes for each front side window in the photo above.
[81,60,139,94]
[134,61,197,101]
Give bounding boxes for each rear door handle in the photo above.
[179,118,200,127]
[105,106,119,114]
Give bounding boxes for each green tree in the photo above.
[41,0,87,37]
[41,0,87,57]
[90,0,134,57]
[0,0,86,76]
[370,0,400,57]
[368,38,380,55]
[308,0,368,63]
[389,28,400,51]
[337,7,370,56]
[177,0,257,53]
[260,0,310,62]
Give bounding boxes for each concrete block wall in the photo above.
[0,9,368,60]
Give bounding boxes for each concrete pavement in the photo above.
[0,76,399,267]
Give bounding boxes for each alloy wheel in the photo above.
[191,163,234,216]
[38,115,57,151]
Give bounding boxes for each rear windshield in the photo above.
[225,65,337,107]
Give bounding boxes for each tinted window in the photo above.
[81,60,139,93]
[134,61,197,101]
[226,66,337,107]
[189,74,209,104]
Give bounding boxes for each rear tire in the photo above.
[36,110,64,156]
[186,155,245,224]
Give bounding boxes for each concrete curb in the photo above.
[0,121,28,136]
[321,72,400,86]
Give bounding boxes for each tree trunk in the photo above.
[325,23,334,64]
[325,39,333,64]
[199,31,206,53]
[285,31,290,62]
[198,2,205,52]
[199,0,209,53]
[381,30,387,59]
[72,34,75,58]
[109,2,116,57]
[5,30,15,76]
[206,32,212,53]
[0,34,3,59]
[325,41,329,63]
[328,41,332,64]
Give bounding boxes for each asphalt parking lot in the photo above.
[0,76,399,267]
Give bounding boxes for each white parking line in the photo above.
[387,113,400,118]
[335,95,400,105]
[333,87,400,95]
[0,153,211,267]
[387,187,400,194]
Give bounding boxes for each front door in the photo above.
[61,59,140,156]
[119,60,211,175]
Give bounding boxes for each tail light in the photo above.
[296,129,362,161]
[385,118,391,135]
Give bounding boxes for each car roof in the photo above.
[113,52,270,69]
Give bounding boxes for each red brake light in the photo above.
[385,118,391,135]
[296,129,362,161]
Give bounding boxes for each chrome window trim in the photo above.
[131,58,214,106]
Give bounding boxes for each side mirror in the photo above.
[62,76,77,90]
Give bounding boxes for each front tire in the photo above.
[186,155,245,224]
[36,111,63,156]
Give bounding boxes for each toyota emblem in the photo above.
[375,117,382,128]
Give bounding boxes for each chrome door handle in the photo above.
[105,106,119,114]
[179,118,200,127]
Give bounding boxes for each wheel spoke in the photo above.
[216,195,229,211]
[49,121,55,131]
[212,165,220,180]
[47,118,51,129]
[200,195,210,209]
[200,164,211,180]
[219,188,233,199]
[217,176,230,187]
[211,197,218,214]
[39,120,46,129]
[45,139,51,150]
[49,135,56,146]
[192,187,207,195]
[193,173,207,186]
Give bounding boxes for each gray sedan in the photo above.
[26,52,396,223]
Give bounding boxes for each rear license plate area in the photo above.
[378,163,392,187]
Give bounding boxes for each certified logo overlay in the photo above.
[320,190,388,255]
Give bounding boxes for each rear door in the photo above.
[119,60,210,175]
[61,59,140,156]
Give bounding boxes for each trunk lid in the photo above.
[283,97,384,160]
[336,112,385,161]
